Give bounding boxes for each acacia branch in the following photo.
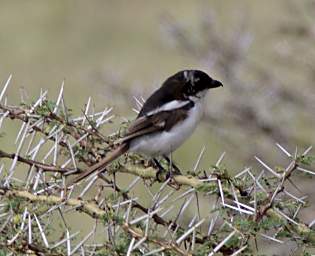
[0,150,74,173]
[0,187,191,255]
[118,163,210,189]
[0,103,101,163]
[1,86,315,254]
[0,145,210,245]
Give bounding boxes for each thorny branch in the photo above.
[0,77,315,255]
[0,150,74,174]
[0,188,189,255]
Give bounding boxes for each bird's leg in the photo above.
[163,154,181,190]
[163,154,182,176]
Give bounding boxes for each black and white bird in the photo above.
[69,70,223,185]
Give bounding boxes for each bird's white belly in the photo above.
[129,100,204,156]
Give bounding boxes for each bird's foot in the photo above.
[156,169,166,182]
[152,158,167,182]
[152,159,181,190]
[167,169,181,190]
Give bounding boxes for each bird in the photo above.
[68,69,223,186]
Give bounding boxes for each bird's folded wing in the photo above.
[120,105,190,143]
[119,112,169,143]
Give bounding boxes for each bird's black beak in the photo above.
[208,79,223,89]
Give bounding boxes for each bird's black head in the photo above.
[174,70,223,98]
[137,70,222,117]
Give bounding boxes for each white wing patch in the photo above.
[146,100,190,116]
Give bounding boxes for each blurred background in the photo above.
[0,1,315,254]
[1,0,315,168]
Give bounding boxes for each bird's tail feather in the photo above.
[68,143,129,186]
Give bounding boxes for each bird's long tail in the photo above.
[68,143,129,186]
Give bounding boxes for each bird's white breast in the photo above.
[129,98,205,156]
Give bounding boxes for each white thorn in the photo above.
[255,156,281,178]
[0,74,12,102]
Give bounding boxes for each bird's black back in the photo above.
[138,76,185,117]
